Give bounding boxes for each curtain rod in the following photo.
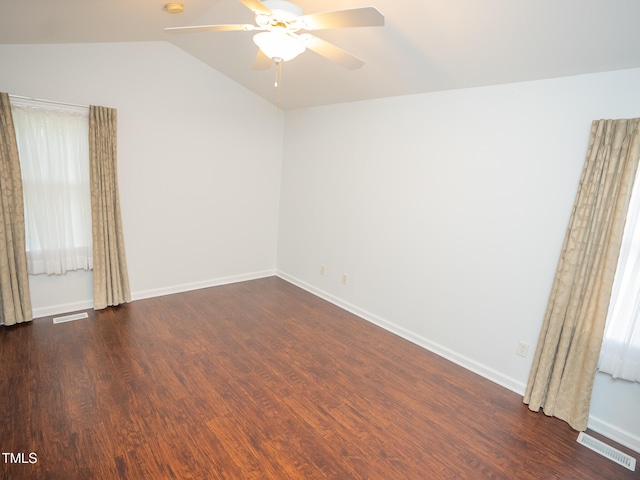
[9,94,88,109]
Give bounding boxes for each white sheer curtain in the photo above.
[10,99,92,275]
[599,157,640,382]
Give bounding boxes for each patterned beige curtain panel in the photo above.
[0,92,33,326]
[89,106,131,310]
[524,118,640,430]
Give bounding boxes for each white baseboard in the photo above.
[276,270,640,455]
[32,269,276,319]
[131,270,277,301]
[588,415,640,455]
[277,271,526,393]
[32,300,94,319]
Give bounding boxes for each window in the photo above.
[598,164,640,382]
[10,98,92,275]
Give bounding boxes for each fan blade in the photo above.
[298,7,384,31]
[165,24,257,33]
[252,49,272,70]
[238,0,271,15]
[297,34,364,70]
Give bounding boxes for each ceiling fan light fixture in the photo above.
[253,30,305,62]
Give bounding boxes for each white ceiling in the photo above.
[1,0,639,110]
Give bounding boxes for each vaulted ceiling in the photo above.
[1,0,639,110]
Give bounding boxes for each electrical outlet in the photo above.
[516,341,529,358]
[341,273,348,285]
[320,265,326,276]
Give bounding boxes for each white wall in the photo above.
[278,68,640,451]
[1,41,638,452]
[0,42,284,316]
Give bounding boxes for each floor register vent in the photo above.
[52,312,89,324]
[577,432,636,471]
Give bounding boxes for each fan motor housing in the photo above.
[257,0,303,27]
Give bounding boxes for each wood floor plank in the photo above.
[1,277,638,479]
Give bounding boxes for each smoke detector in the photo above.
[165,2,184,14]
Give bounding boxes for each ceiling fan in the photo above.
[165,0,385,70]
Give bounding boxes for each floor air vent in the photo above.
[577,432,636,471]
[52,312,89,324]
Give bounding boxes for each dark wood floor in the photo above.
[1,277,637,479]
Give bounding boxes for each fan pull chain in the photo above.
[274,58,283,111]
